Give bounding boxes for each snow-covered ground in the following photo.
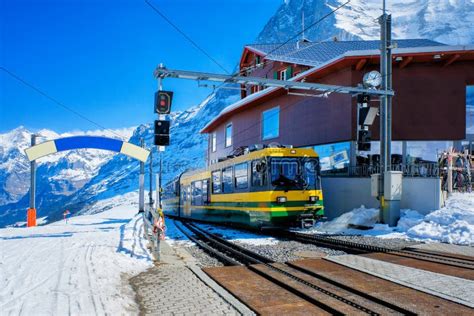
[310,193,474,246]
[0,192,152,315]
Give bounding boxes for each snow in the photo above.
[333,0,474,45]
[197,223,278,246]
[309,193,474,246]
[0,192,153,315]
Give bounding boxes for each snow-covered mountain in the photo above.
[0,127,135,226]
[1,0,473,227]
[257,0,474,45]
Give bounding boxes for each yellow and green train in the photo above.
[163,147,324,229]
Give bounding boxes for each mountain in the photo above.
[1,0,473,227]
[0,127,135,226]
[257,0,474,45]
[0,89,239,226]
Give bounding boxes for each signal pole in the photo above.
[379,1,400,226]
[27,134,37,227]
[157,64,164,209]
[139,138,145,213]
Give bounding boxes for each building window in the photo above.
[222,167,233,193]
[211,132,217,152]
[255,55,261,65]
[225,123,232,147]
[279,69,287,81]
[234,163,248,189]
[262,106,280,140]
[212,171,221,194]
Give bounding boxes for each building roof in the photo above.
[245,39,446,67]
[202,40,474,134]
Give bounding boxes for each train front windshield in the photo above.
[270,157,321,190]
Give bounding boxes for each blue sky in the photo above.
[0,0,283,133]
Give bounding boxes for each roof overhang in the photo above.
[202,44,474,134]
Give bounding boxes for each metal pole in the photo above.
[27,134,37,227]
[386,14,393,170]
[149,149,153,207]
[159,152,163,209]
[29,134,37,210]
[139,138,145,213]
[379,6,399,226]
[157,63,164,210]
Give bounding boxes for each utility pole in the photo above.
[379,1,400,226]
[27,134,37,227]
[139,138,145,213]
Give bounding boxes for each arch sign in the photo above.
[23,136,150,227]
[25,136,150,162]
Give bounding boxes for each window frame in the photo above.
[234,162,249,190]
[279,69,286,81]
[261,106,280,140]
[191,180,203,206]
[251,160,267,189]
[225,123,233,148]
[222,166,234,193]
[212,170,222,194]
[211,132,217,152]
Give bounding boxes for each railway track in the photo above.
[285,231,474,271]
[174,220,416,315]
[166,213,474,270]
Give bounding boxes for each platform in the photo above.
[408,242,474,257]
[326,254,474,308]
[130,239,254,315]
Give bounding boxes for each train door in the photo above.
[181,185,192,217]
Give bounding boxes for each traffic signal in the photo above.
[154,120,170,135]
[357,130,371,151]
[154,120,170,146]
[357,93,370,104]
[154,91,173,114]
[154,134,170,146]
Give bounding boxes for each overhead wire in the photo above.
[0,66,123,138]
[144,0,230,74]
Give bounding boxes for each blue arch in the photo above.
[25,136,150,162]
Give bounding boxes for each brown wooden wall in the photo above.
[208,59,474,163]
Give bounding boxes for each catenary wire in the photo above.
[0,66,123,138]
[145,0,230,74]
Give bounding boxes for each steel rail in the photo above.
[287,231,474,270]
[182,221,416,315]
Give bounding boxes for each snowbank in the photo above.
[0,193,153,315]
[311,193,474,246]
[406,193,474,245]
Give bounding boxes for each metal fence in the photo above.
[142,205,162,261]
[322,163,441,178]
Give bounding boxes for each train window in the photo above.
[222,167,234,193]
[234,163,248,189]
[271,158,299,183]
[192,181,202,206]
[251,160,266,187]
[212,171,221,194]
[202,179,209,203]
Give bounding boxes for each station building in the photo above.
[199,39,474,218]
[201,39,474,172]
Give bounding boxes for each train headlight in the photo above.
[309,196,319,203]
[276,196,287,203]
